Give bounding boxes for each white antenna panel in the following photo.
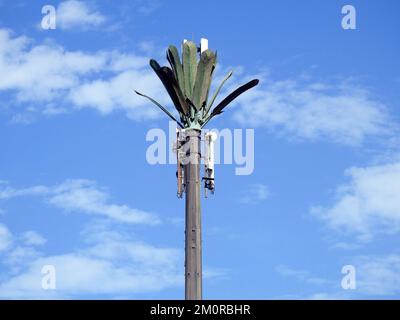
[204,132,217,195]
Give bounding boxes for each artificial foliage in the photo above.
[135,41,259,129]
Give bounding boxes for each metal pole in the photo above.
[184,128,202,300]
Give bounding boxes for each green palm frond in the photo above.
[182,41,198,99]
[149,59,188,118]
[135,42,259,129]
[167,45,185,93]
[209,79,259,117]
[203,70,233,117]
[192,49,216,111]
[134,90,184,128]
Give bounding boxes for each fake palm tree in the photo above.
[135,41,259,129]
[135,40,259,300]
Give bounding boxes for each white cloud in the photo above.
[0,28,166,121]
[0,192,185,298]
[0,225,182,299]
[331,242,361,250]
[274,254,400,299]
[311,158,400,241]
[1,27,394,151]
[50,180,159,224]
[233,78,394,146]
[356,254,400,296]
[2,26,394,146]
[0,225,41,272]
[138,41,156,54]
[239,183,269,204]
[0,253,180,299]
[10,112,35,125]
[0,179,159,224]
[21,231,46,246]
[276,254,400,298]
[0,223,12,251]
[307,292,347,300]
[136,0,161,15]
[57,1,106,30]
[0,185,49,199]
[0,190,226,298]
[203,267,229,280]
[4,246,40,269]
[275,265,330,286]
[0,29,106,101]
[69,69,161,119]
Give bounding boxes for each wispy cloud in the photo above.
[3,24,394,149]
[57,0,106,30]
[0,178,227,298]
[203,267,229,280]
[135,0,161,15]
[275,265,331,286]
[21,231,47,246]
[0,225,43,272]
[239,183,269,204]
[233,77,395,146]
[0,28,165,122]
[311,156,400,242]
[306,292,348,300]
[0,225,182,298]
[0,223,12,251]
[276,253,400,299]
[0,179,159,224]
[355,254,400,296]
[4,246,41,270]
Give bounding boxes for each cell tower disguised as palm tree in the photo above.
[135,39,259,300]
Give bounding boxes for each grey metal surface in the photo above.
[184,129,202,300]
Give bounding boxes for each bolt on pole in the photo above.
[184,129,202,300]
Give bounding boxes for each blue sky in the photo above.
[0,0,399,299]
